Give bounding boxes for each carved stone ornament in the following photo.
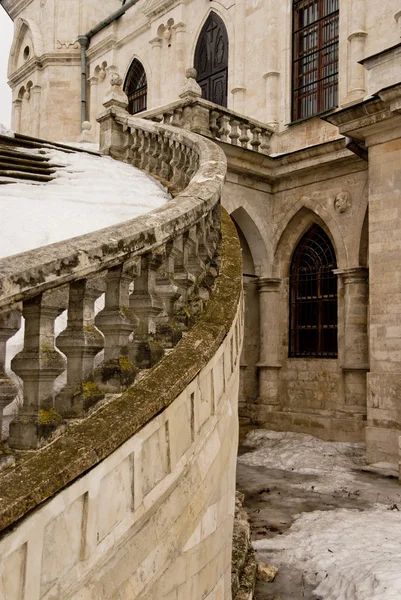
[334,192,351,213]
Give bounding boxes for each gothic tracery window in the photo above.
[194,12,229,107]
[124,59,147,115]
[289,225,338,358]
[292,0,339,121]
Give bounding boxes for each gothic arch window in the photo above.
[194,12,228,107]
[292,0,339,121]
[124,59,147,115]
[289,224,338,357]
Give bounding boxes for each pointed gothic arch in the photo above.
[194,11,229,107]
[289,224,338,358]
[124,58,147,115]
[8,17,44,77]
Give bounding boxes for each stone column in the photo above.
[30,85,42,138]
[88,76,99,133]
[231,0,246,113]
[257,277,282,409]
[173,23,187,93]
[336,267,369,414]
[12,98,22,133]
[263,0,280,128]
[347,0,367,100]
[150,37,163,107]
[395,10,401,38]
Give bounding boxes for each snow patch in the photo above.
[253,507,401,600]
[0,123,14,137]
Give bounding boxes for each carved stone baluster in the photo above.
[95,263,138,393]
[156,241,182,349]
[129,252,164,368]
[218,115,230,143]
[55,278,105,418]
[0,309,21,453]
[140,131,151,172]
[209,110,220,138]
[130,128,142,168]
[250,126,262,152]
[148,132,158,174]
[163,111,173,125]
[159,133,171,185]
[9,290,67,450]
[229,119,240,146]
[173,235,196,332]
[172,107,183,128]
[169,141,186,196]
[260,131,272,155]
[239,123,251,148]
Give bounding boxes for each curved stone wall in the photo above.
[0,210,243,600]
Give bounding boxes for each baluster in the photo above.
[229,119,240,146]
[55,278,105,418]
[140,131,151,172]
[173,235,196,332]
[260,131,272,155]
[9,290,67,450]
[156,241,182,349]
[250,126,262,152]
[129,252,164,368]
[130,128,142,168]
[148,132,158,174]
[0,309,21,458]
[209,110,220,138]
[218,115,230,143]
[239,123,251,148]
[163,111,173,125]
[169,141,186,196]
[171,107,183,128]
[159,133,171,185]
[95,263,138,393]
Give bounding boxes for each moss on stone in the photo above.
[38,408,63,425]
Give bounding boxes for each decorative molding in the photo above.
[142,0,177,18]
[56,40,79,50]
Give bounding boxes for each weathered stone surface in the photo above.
[257,563,279,583]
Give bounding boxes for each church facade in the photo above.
[3,0,401,469]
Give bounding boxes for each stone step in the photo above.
[0,170,55,183]
[0,148,51,165]
[0,161,57,176]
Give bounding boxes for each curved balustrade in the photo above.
[0,116,227,454]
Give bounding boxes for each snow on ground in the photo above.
[240,430,401,600]
[253,507,401,600]
[0,146,170,259]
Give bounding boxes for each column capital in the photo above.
[334,266,368,284]
[149,36,163,48]
[257,277,281,292]
[172,22,186,33]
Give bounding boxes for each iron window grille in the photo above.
[124,59,147,115]
[289,225,338,358]
[292,0,339,121]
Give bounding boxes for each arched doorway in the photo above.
[124,59,147,115]
[194,12,229,107]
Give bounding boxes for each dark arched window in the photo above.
[124,59,147,115]
[289,225,338,358]
[292,0,339,121]
[194,12,228,107]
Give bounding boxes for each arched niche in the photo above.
[194,11,229,107]
[230,206,269,276]
[123,58,148,115]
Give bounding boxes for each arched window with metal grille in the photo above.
[124,59,147,115]
[289,224,338,358]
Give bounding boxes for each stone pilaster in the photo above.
[232,0,246,113]
[31,85,42,138]
[173,23,187,92]
[149,37,162,107]
[347,0,367,100]
[12,98,22,133]
[336,267,369,414]
[263,0,280,128]
[257,277,282,410]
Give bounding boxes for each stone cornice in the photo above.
[9,52,81,87]
[87,34,117,62]
[360,42,401,69]
[1,0,34,20]
[142,0,179,18]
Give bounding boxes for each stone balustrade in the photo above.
[0,114,226,456]
[140,96,274,155]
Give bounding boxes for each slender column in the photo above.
[173,23,187,92]
[263,0,280,128]
[30,85,42,138]
[348,0,367,99]
[336,267,369,413]
[150,37,163,107]
[88,76,99,133]
[12,98,22,133]
[232,0,246,112]
[9,291,67,449]
[55,278,105,417]
[0,310,21,447]
[257,278,282,409]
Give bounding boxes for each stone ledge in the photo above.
[0,207,242,535]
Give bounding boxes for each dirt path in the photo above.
[236,443,401,600]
